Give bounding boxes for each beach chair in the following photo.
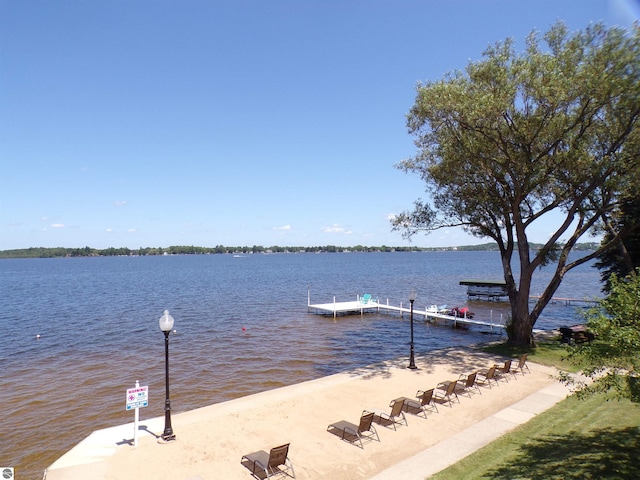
[327,411,379,449]
[454,372,481,397]
[511,354,530,375]
[400,388,438,418]
[476,365,499,389]
[361,293,372,304]
[494,360,513,382]
[418,388,439,413]
[372,398,408,430]
[433,380,459,407]
[241,443,295,479]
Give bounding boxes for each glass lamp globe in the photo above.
[159,310,175,332]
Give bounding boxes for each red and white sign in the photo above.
[125,385,148,410]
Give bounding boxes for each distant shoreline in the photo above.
[0,242,599,259]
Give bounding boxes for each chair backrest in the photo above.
[419,388,434,406]
[268,444,290,469]
[389,399,404,417]
[445,380,457,395]
[486,365,497,379]
[517,354,528,368]
[359,412,374,433]
[466,372,477,387]
[502,360,512,372]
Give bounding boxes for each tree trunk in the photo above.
[509,289,536,346]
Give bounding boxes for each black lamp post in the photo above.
[408,289,417,369]
[159,310,176,442]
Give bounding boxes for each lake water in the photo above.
[0,251,601,479]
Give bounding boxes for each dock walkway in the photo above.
[308,295,506,333]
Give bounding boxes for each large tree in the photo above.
[393,22,640,345]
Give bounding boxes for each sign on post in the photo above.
[126,381,148,447]
[126,384,149,410]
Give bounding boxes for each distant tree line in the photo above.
[0,245,432,258]
[0,242,600,259]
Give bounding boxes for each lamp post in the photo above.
[159,310,176,442]
[408,289,417,369]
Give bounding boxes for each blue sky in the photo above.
[1,0,639,250]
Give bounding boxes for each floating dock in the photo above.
[307,292,506,333]
[307,298,382,316]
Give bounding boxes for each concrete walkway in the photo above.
[370,381,572,479]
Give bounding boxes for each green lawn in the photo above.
[430,341,640,479]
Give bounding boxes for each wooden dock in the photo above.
[307,293,506,333]
[529,295,599,306]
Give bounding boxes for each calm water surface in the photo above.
[0,252,601,479]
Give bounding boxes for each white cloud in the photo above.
[114,200,127,207]
[273,225,291,231]
[127,228,136,233]
[105,228,113,233]
[50,223,65,228]
[322,224,352,234]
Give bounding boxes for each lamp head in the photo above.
[409,288,417,302]
[159,310,175,332]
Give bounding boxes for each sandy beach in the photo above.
[44,346,564,480]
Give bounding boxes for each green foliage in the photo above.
[0,247,70,258]
[394,21,640,346]
[563,269,640,402]
[595,195,640,293]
